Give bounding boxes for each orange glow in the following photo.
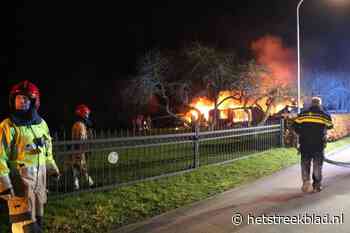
[183,36,298,125]
[251,35,296,90]
[234,109,249,122]
[189,97,214,121]
[184,92,296,124]
[220,110,228,119]
[217,91,243,110]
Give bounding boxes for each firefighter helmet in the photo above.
[9,80,41,110]
[75,104,91,118]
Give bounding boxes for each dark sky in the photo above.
[1,0,350,131]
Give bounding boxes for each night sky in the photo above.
[1,0,350,131]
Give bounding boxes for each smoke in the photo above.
[251,35,296,88]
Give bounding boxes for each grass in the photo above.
[38,136,350,233]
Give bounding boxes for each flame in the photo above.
[186,91,250,123]
[217,91,243,110]
[220,110,228,119]
[189,97,214,121]
[185,91,296,124]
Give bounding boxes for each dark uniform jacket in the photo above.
[292,106,333,154]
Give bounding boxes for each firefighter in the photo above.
[69,104,94,190]
[292,97,333,193]
[0,80,60,232]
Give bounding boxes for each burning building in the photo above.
[183,91,297,128]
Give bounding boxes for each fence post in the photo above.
[193,123,200,168]
[280,118,285,147]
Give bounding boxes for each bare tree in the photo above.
[185,43,243,129]
[222,60,295,126]
[126,45,297,130]
[125,49,201,128]
[186,44,291,126]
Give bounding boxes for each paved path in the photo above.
[112,147,350,233]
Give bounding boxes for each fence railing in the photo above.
[48,122,283,197]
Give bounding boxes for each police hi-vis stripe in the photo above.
[294,113,333,127]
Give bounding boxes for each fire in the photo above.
[185,91,296,124]
[235,109,249,122]
[185,92,243,123]
[183,35,297,125]
[220,110,228,119]
[185,91,248,123]
[189,97,214,121]
[217,91,243,110]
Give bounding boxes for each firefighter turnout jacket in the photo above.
[0,118,59,220]
[292,106,333,154]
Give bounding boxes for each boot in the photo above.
[74,177,80,190]
[87,176,94,187]
[313,183,322,193]
[21,221,42,233]
[36,216,43,229]
[301,180,313,193]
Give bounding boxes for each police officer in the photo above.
[0,80,60,232]
[293,97,333,193]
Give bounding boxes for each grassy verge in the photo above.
[43,137,350,233]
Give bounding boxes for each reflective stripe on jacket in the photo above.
[0,118,59,192]
[292,106,334,153]
[294,112,333,128]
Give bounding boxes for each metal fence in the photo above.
[48,122,283,197]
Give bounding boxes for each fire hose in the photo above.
[324,145,350,168]
[324,157,350,168]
